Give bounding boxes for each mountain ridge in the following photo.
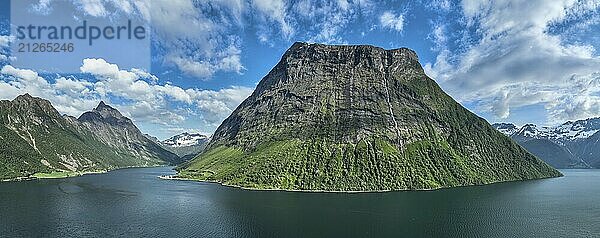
[0,95,180,179]
[492,121,595,168]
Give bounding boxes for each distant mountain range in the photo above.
[493,118,600,168]
[152,133,209,161]
[0,94,181,179]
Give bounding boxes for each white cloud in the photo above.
[0,35,12,48]
[164,45,245,79]
[80,58,137,81]
[20,0,377,79]
[51,0,246,79]
[426,0,600,124]
[429,0,451,11]
[217,45,245,74]
[54,77,93,97]
[379,11,404,32]
[1,65,97,117]
[0,35,14,62]
[252,0,293,37]
[30,0,54,14]
[1,65,41,81]
[74,0,107,17]
[167,55,214,79]
[1,59,254,137]
[289,0,371,44]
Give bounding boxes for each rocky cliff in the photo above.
[178,42,561,191]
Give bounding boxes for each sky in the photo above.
[1,0,600,140]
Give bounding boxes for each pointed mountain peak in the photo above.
[11,93,59,116]
[78,101,130,126]
[17,93,33,98]
[97,100,107,108]
[13,93,36,103]
[95,100,116,111]
[92,101,123,118]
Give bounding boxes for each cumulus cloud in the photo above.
[20,0,378,78]
[79,58,253,126]
[429,0,451,11]
[1,65,98,117]
[0,35,14,62]
[74,0,107,17]
[0,59,254,137]
[425,0,600,124]
[286,0,373,44]
[252,0,293,37]
[0,35,11,48]
[379,11,404,32]
[42,0,246,79]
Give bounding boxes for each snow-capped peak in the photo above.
[492,123,518,136]
[551,118,600,141]
[494,117,600,142]
[162,132,209,147]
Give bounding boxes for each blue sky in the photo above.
[1,0,600,139]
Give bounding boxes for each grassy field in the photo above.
[32,170,106,179]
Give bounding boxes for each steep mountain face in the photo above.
[75,102,181,165]
[178,42,560,191]
[574,132,600,168]
[493,119,600,168]
[160,133,209,160]
[0,94,179,179]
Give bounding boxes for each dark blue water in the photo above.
[1,167,598,237]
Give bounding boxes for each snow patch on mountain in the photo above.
[493,123,518,136]
[493,117,600,142]
[162,132,209,147]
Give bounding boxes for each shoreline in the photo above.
[32,170,108,179]
[1,170,107,182]
[1,165,172,182]
[158,173,563,193]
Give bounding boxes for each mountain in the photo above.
[163,132,209,147]
[160,133,209,160]
[0,94,180,179]
[75,101,181,165]
[177,42,561,191]
[493,120,600,168]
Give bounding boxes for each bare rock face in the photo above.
[210,43,426,149]
[179,42,561,191]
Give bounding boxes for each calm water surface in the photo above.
[1,167,598,237]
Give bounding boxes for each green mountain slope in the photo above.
[0,94,180,179]
[177,42,561,191]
